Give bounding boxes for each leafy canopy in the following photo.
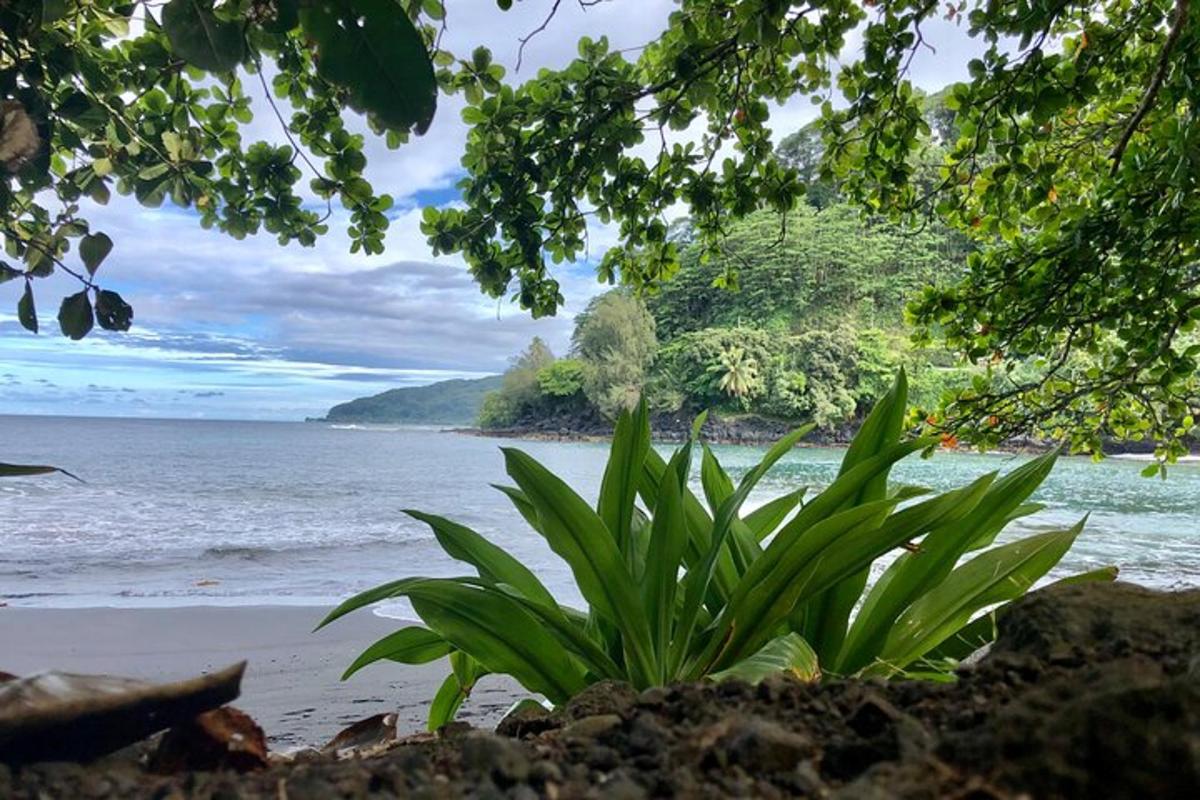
[0,0,487,337]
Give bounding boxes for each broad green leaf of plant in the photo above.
[709,632,819,685]
[78,233,112,276]
[408,579,586,703]
[875,523,1086,673]
[404,509,557,608]
[341,626,451,679]
[502,447,657,686]
[18,282,37,333]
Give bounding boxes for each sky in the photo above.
[0,2,985,421]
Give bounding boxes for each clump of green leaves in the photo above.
[322,372,1112,729]
[0,0,488,338]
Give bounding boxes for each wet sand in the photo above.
[0,605,522,748]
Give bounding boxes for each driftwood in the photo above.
[0,662,245,764]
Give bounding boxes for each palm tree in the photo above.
[717,346,760,402]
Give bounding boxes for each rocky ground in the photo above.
[4,581,1199,799]
[462,407,850,446]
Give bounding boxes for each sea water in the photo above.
[2,415,1198,616]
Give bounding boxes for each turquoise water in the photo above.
[1,415,1197,611]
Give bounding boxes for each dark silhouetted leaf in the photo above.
[58,290,94,340]
[162,0,245,72]
[94,289,133,331]
[300,0,437,134]
[79,232,112,276]
[18,282,37,333]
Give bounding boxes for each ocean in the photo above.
[3,415,1198,616]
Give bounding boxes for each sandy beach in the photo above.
[0,605,522,748]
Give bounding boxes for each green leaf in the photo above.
[404,509,557,608]
[427,654,485,732]
[0,462,82,481]
[94,289,132,331]
[700,445,735,511]
[316,576,429,629]
[876,522,1085,672]
[503,447,657,687]
[801,370,908,660]
[407,579,586,703]
[743,487,806,542]
[641,450,688,679]
[493,586,622,679]
[428,673,464,731]
[162,0,245,72]
[300,0,437,133]
[341,626,451,679]
[709,632,819,684]
[18,282,37,333]
[598,399,650,563]
[670,423,814,676]
[57,290,94,340]
[921,564,1118,664]
[837,453,1055,673]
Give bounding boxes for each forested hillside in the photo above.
[477,198,977,436]
[321,375,502,425]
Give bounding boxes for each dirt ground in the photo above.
[4,581,1198,799]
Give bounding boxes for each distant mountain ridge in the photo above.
[318,375,502,425]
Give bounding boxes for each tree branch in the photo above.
[1109,0,1190,175]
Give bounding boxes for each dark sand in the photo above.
[0,606,522,748]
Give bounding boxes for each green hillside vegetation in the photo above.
[478,198,977,434]
[324,375,503,425]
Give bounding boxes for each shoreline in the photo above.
[444,424,1200,460]
[0,605,522,748]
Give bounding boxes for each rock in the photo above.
[559,681,638,721]
[495,698,555,739]
[148,706,267,773]
[320,712,397,756]
[459,734,531,785]
[992,581,1200,671]
[0,662,245,765]
[702,717,815,773]
[562,714,623,740]
[0,671,16,683]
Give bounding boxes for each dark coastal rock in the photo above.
[5,583,1200,798]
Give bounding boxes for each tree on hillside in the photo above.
[716,345,762,408]
[647,205,968,342]
[571,290,657,419]
[477,336,556,428]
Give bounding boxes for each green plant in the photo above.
[537,359,587,399]
[321,372,1111,730]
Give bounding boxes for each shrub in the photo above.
[537,359,586,398]
[322,372,1111,730]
